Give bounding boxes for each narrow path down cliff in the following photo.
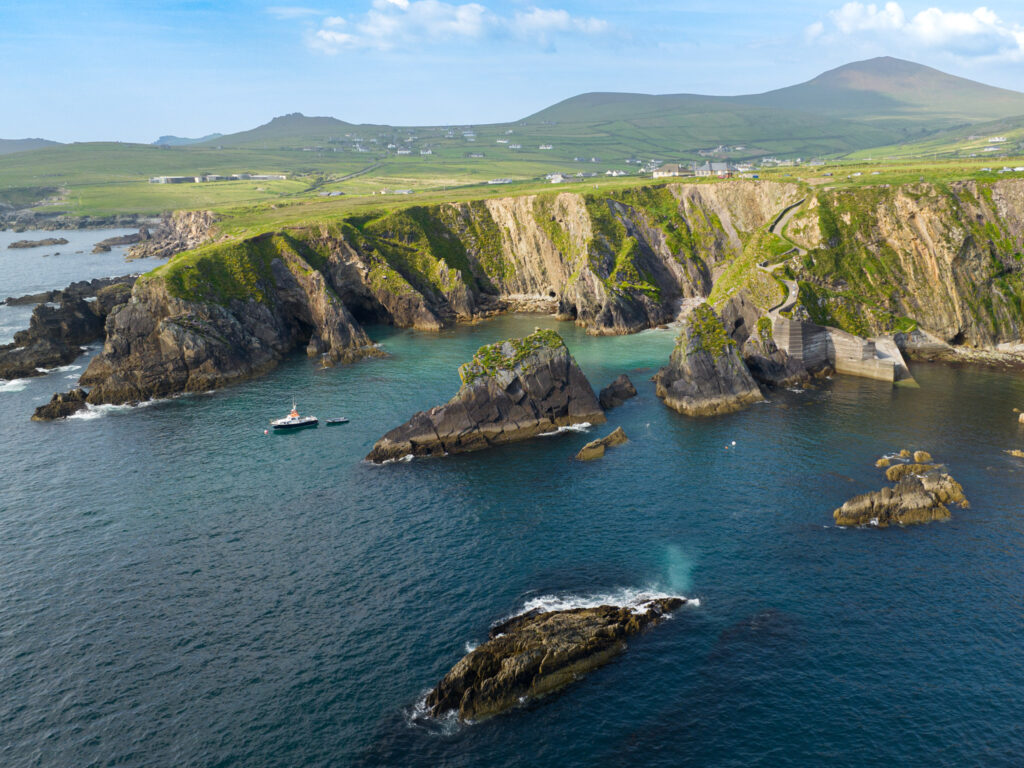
[759,198,805,316]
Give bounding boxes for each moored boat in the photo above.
[325,417,349,425]
[271,403,318,430]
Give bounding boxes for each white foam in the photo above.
[34,364,81,374]
[68,398,165,420]
[0,378,30,393]
[538,421,592,437]
[464,641,478,653]
[65,374,79,379]
[406,690,463,735]
[514,586,695,618]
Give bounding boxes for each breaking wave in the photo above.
[538,421,592,437]
[0,378,30,393]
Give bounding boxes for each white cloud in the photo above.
[266,6,322,19]
[306,1,609,53]
[817,3,1024,59]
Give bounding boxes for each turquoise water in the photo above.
[2,257,1024,766]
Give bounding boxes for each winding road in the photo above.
[761,199,805,316]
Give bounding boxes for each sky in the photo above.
[2,1,1024,143]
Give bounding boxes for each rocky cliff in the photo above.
[366,329,605,462]
[655,303,765,416]
[0,279,136,379]
[784,180,1024,347]
[127,210,218,260]
[80,232,380,404]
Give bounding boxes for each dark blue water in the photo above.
[2,256,1024,766]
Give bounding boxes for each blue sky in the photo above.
[2,1,1024,142]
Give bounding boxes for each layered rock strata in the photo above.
[367,329,605,462]
[424,597,685,721]
[81,237,380,404]
[655,303,764,416]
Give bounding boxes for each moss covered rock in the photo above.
[655,303,764,416]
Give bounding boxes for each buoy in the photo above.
[264,429,268,435]
[731,440,737,446]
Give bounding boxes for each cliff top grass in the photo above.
[683,303,735,358]
[459,329,565,386]
[145,231,316,305]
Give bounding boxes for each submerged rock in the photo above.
[31,388,88,421]
[598,374,637,409]
[833,451,969,527]
[367,329,605,462]
[7,237,68,249]
[576,426,628,460]
[424,597,685,721]
[654,303,764,416]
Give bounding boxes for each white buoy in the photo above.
[731,440,737,446]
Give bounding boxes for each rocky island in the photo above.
[655,303,765,416]
[424,596,685,721]
[833,451,969,527]
[367,329,605,462]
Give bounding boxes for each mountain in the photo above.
[153,134,223,146]
[738,57,1024,126]
[523,57,1024,154]
[0,138,62,156]
[195,113,354,148]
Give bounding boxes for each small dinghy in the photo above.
[325,417,350,425]
[271,403,318,430]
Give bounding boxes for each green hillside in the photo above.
[4,57,1024,218]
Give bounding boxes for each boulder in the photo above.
[598,374,637,409]
[367,329,605,462]
[1006,449,1024,458]
[654,303,764,416]
[576,426,628,460]
[913,450,933,463]
[424,597,685,721]
[31,388,88,420]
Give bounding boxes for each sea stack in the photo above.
[366,328,605,462]
[655,303,764,416]
[425,597,685,721]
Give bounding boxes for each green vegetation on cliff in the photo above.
[459,329,565,385]
[684,303,735,357]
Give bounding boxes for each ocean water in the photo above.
[2,250,1024,767]
[0,228,166,344]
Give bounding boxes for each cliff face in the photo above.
[127,210,218,260]
[655,303,765,416]
[81,233,380,404]
[785,180,1024,346]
